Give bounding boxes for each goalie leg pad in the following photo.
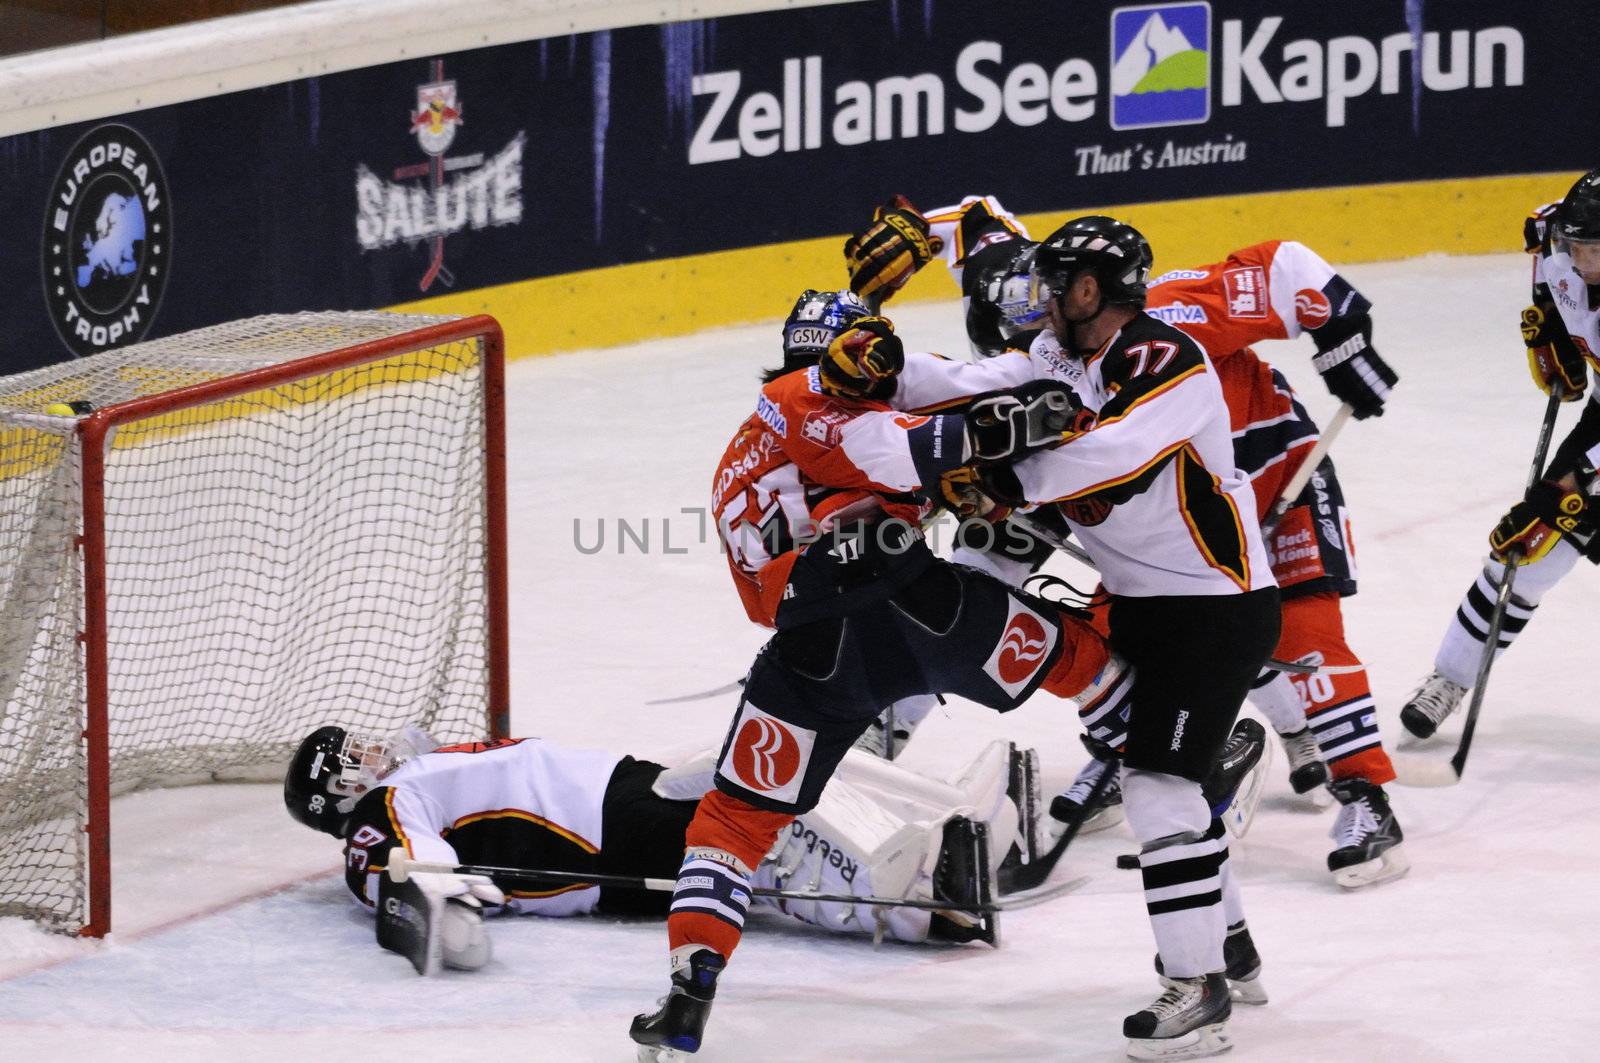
[752,774,942,943]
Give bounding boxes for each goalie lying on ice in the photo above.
[283,726,1030,971]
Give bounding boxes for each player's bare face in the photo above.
[1045,273,1099,333]
[1566,238,1600,284]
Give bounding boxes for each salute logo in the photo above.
[719,704,816,803]
[1110,2,1212,131]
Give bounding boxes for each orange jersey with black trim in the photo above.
[712,365,950,626]
[341,737,621,916]
[1146,241,1361,519]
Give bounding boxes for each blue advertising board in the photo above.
[0,0,1593,372]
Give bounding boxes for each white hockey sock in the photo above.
[1433,544,1578,686]
[1123,769,1226,979]
[1248,670,1307,734]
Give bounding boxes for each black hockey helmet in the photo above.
[1032,215,1153,309]
[781,289,874,372]
[284,725,368,836]
[1555,168,1600,244]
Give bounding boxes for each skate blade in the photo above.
[1228,976,1268,1007]
[636,1045,692,1063]
[1333,844,1411,890]
[1126,1022,1232,1060]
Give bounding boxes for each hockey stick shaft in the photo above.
[1262,403,1354,532]
[1447,393,1563,780]
[1003,510,1357,676]
[388,851,1009,914]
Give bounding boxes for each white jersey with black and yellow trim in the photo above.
[892,317,1273,597]
[1013,318,1274,597]
[341,738,621,916]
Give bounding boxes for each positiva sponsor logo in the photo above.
[686,14,1525,162]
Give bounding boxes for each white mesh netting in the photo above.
[0,312,498,931]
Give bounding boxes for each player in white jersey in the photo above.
[849,193,1409,887]
[880,215,1281,1059]
[283,725,1033,971]
[1400,169,1600,736]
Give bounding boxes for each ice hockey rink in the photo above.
[2,250,1596,1062]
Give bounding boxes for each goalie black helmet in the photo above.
[1033,215,1153,309]
[284,725,355,836]
[781,289,873,372]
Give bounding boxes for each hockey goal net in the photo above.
[0,312,508,936]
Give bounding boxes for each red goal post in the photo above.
[0,312,509,937]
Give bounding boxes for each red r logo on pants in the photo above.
[718,705,818,803]
[731,716,801,792]
[998,613,1050,685]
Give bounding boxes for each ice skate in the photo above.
[1399,672,1468,740]
[1156,921,1267,1006]
[630,948,725,1060]
[1048,756,1124,837]
[1202,718,1268,837]
[1277,726,1330,793]
[1327,778,1409,888]
[1124,972,1232,1060]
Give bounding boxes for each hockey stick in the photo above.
[997,753,1119,894]
[1262,402,1354,533]
[1003,510,1359,677]
[386,850,1081,915]
[1398,393,1562,788]
[645,678,744,706]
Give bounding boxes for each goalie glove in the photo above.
[376,870,504,976]
[1521,301,1588,402]
[1309,314,1397,419]
[1489,479,1595,565]
[843,195,944,308]
[818,317,904,400]
[964,380,1087,464]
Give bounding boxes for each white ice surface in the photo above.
[4,252,1597,1062]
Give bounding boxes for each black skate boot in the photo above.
[1201,718,1268,835]
[1124,972,1232,1060]
[1399,672,1468,739]
[1327,778,1409,889]
[1277,726,1330,794]
[1156,921,1267,1006]
[629,948,725,1061]
[1047,754,1124,838]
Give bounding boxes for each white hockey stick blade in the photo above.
[995,875,1090,912]
[1390,751,1462,788]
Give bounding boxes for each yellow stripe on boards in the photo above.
[385,171,1585,361]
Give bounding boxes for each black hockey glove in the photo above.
[964,381,1087,463]
[1521,301,1587,402]
[1489,479,1595,566]
[1310,315,1397,419]
[818,317,904,400]
[843,196,944,309]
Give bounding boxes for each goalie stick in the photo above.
[386,850,1085,917]
[1398,393,1562,788]
[997,753,1119,894]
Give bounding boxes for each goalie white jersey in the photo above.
[342,738,622,916]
